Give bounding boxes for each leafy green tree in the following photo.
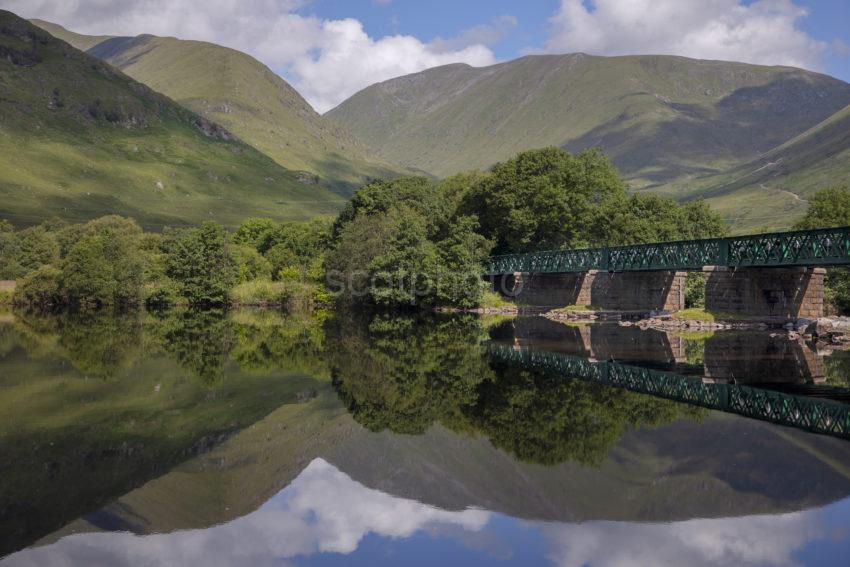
[332,177,447,240]
[232,217,277,249]
[61,231,143,307]
[437,171,491,210]
[459,147,626,253]
[596,194,727,246]
[366,207,440,307]
[0,221,23,279]
[325,210,398,301]
[434,216,492,308]
[327,206,443,307]
[794,185,850,313]
[327,177,491,308]
[260,218,332,281]
[163,222,235,306]
[14,265,63,306]
[231,245,272,283]
[261,217,333,255]
[13,226,59,276]
[794,186,850,229]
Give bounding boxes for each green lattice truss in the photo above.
[486,227,850,275]
[489,344,850,441]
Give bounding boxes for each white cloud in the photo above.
[0,0,500,112]
[544,0,827,72]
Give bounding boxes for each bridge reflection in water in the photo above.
[488,320,850,440]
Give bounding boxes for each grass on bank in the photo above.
[478,291,516,309]
[672,308,750,322]
[670,329,716,340]
[550,304,602,313]
[230,279,329,309]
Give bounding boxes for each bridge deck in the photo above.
[488,344,850,441]
[486,226,850,274]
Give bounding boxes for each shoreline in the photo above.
[437,304,850,345]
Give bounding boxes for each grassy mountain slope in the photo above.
[29,18,111,51]
[326,54,850,189]
[664,103,850,231]
[0,11,343,228]
[32,20,409,196]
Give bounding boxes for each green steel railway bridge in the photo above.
[484,226,850,317]
[488,344,850,440]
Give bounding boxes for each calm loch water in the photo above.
[2,310,850,566]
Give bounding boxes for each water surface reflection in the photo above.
[4,457,849,567]
[1,310,849,565]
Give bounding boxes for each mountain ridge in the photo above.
[327,53,850,196]
[30,19,409,196]
[0,10,344,228]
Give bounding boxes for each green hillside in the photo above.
[32,19,409,196]
[0,11,343,229]
[665,104,850,231]
[326,54,850,189]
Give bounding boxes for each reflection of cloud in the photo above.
[541,512,824,567]
[3,458,839,566]
[2,459,491,567]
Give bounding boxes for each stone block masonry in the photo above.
[491,270,686,312]
[491,272,591,308]
[704,267,824,319]
[589,271,686,312]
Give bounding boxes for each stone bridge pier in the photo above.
[704,267,825,319]
[490,266,826,319]
[492,270,687,312]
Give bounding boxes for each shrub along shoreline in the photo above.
[2,214,334,311]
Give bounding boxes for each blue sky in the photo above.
[5,0,850,111]
[796,1,850,81]
[305,0,850,82]
[307,0,560,59]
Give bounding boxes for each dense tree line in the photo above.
[2,216,333,309]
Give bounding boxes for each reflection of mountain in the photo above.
[6,310,850,563]
[0,310,329,557]
[34,386,850,547]
[6,455,847,567]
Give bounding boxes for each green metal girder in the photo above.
[485,226,850,275]
[488,344,850,440]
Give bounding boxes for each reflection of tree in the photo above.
[330,311,701,466]
[229,309,329,379]
[10,308,331,386]
[13,310,143,378]
[159,309,235,386]
[328,311,494,435]
[465,363,698,466]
